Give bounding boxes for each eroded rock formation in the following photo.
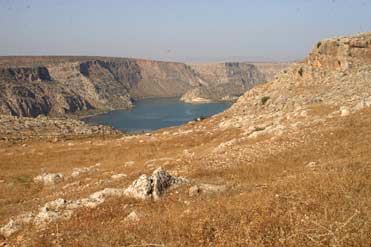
[0,57,287,117]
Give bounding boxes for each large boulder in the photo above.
[124,168,190,200]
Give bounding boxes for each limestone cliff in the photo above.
[0,56,287,117]
[181,62,268,103]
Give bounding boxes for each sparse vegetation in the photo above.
[298,67,304,77]
[261,96,270,105]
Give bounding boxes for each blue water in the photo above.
[82,98,231,132]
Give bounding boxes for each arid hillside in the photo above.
[0,56,287,117]
[0,32,370,246]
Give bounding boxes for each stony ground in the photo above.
[0,115,120,142]
[0,32,371,246]
[0,105,370,246]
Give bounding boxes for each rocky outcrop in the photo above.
[181,62,272,103]
[124,167,190,200]
[0,114,120,141]
[219,32,371,132]
[252,62,291,81]
[0,168,189,237]
[0,57,288,117]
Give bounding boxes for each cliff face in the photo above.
[181,62,268,103]
[0,66,94,117]
[0,61,132,117]
[130,60,201,98]
[0,57,287,117]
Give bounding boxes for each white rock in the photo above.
[34,173,64,185]
[124,175,152,200]
[89,188,125,201]
[126,211,141,222]
[214,139,238,152]
[124,161,135,166]
[340,106,350,116]
[62,181,81,189]
[0,213,34,237]
[71,165,97,177]
[111,173,127,180]
[0,219,20,237]
[34,198,72,227]
[16,212,34,224]
[353,96,371,111]
[124,168,189,200]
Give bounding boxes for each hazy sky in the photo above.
[0,0,370,62]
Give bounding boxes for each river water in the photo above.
[82,98,231,132]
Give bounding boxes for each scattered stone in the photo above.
[183,149,194,157]
[306,161,318,170]
[340,106,350,116]
[34,173,64,185]
[0,212,35,237]
[0,115,120,142]
[214,139,238,152]
[71,164,99,177]
[34,199,73,228]
[126,211,141,222]
[62,181,81,190]
[353,96,371,111]
[89,188,125,202]
[0,220,20,238]
[124,161,135,166]
[111,173,127,180]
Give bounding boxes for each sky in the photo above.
[0,0,370,62]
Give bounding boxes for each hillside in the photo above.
[0,32,370,246]
[0,57,287,117]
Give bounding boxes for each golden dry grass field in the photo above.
[0,106,370,246]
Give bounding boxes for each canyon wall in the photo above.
[0,56,288,117]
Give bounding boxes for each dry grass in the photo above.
[0,108,371,246]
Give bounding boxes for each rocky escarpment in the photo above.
[0,65,99,117]
[181,62,268,103]
[0,57,287,117]
[219,32,371,131]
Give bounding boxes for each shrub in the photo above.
[261,96,270,105]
